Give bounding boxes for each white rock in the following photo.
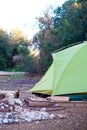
[20,111,50,122]
[14,99,22,106]
[57,114,66,119]
[3,119,8,124]
[1,106,4,109]
[4,104,9,108]
[53,104,59,107]
[49,114,55,119]
[15,105,22,112]
[5,112,13,119]
[40,107,46,112]
[15,119,19,123]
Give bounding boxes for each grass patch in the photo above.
[9,75,24,79]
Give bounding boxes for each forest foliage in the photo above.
[0,0,87,74]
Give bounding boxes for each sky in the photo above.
[0,0,66,39]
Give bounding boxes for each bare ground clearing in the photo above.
[0,75,87,130]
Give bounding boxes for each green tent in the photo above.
[29,41,87,99]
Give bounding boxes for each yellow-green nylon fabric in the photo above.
[29,41,87,95]
[30,62,54,95]
[52,42,87,95]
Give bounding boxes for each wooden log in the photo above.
[24,98,55,107]
[47,96,69,102]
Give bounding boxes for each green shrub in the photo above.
[14,55,38,74]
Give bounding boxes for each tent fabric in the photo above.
[29,41,87,96]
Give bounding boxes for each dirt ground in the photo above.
[0,75,87,130]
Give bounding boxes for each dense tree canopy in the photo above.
[0,0,87,74]
[0,28,12,70]
[53,0,87,46]
[34,0,87,73]
[0,28,37,74]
